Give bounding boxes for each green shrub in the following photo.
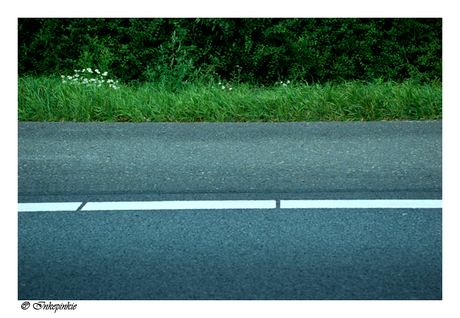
[18,18,441,86]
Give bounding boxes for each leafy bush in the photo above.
[18,18,442,86]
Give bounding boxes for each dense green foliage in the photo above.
[19,18,442,87]
[18,76,442,122]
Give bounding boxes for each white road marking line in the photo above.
[280,200,442,209]
[81,200,277,211]
[18,202,83,212]
[17,200,443,212]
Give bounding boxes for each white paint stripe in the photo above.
[280,200,442,209]
[18,202,83,212]
[17,200,442,212]
[81,200,277,211]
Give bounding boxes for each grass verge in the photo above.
[18,76,442,122]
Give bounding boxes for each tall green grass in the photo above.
[18,76,442,122]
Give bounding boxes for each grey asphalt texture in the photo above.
[18,121,441,202]
[18,121,442,300]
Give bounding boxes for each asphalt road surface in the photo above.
[18,121,442,300]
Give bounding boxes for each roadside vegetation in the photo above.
[18,18,442,122]
[18,74,441,122]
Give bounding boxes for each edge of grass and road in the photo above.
[18,74,442,123]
